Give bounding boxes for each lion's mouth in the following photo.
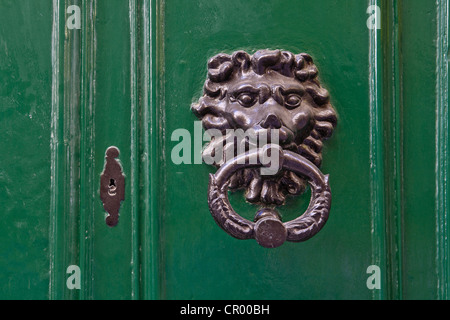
[201,126,298,170]
[249,127,296,150]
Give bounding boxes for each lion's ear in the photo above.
[304,84,330,105]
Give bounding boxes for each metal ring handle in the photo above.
[207,145,331,248]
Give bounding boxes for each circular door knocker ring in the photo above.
[208,145,332,248]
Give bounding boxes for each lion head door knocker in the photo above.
[191,49,337,248]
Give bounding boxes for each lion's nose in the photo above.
[261,113,282,129]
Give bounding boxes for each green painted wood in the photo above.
[435,0,449,300]
[368,0,388,301]
[0,0,53,299]
[139,0,163,300]
[159,0,381,300]
[49,0,83,300]
[0,0,449,300]
[381,0,403,300]
[79,0,96,300]
[400,0,443,299]
[89,0,136,299]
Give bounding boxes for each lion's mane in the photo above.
[192,49,337,206]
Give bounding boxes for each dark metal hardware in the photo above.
[192,49,337,248]
[100,146,125,227]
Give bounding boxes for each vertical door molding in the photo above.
[435,0,449,301]
[381,0,404,300]
[50,0,86,300]
[368,0,387,300]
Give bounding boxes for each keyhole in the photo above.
[108,178,117,196]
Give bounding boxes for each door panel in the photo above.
[0,0,53,299]
[161,0,376,300]
[401,0,446,299]
[91,0,135,300]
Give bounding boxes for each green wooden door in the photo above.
[0,0,449,300]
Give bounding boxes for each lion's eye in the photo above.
[284,94,302,109]
[236,93,257,107]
